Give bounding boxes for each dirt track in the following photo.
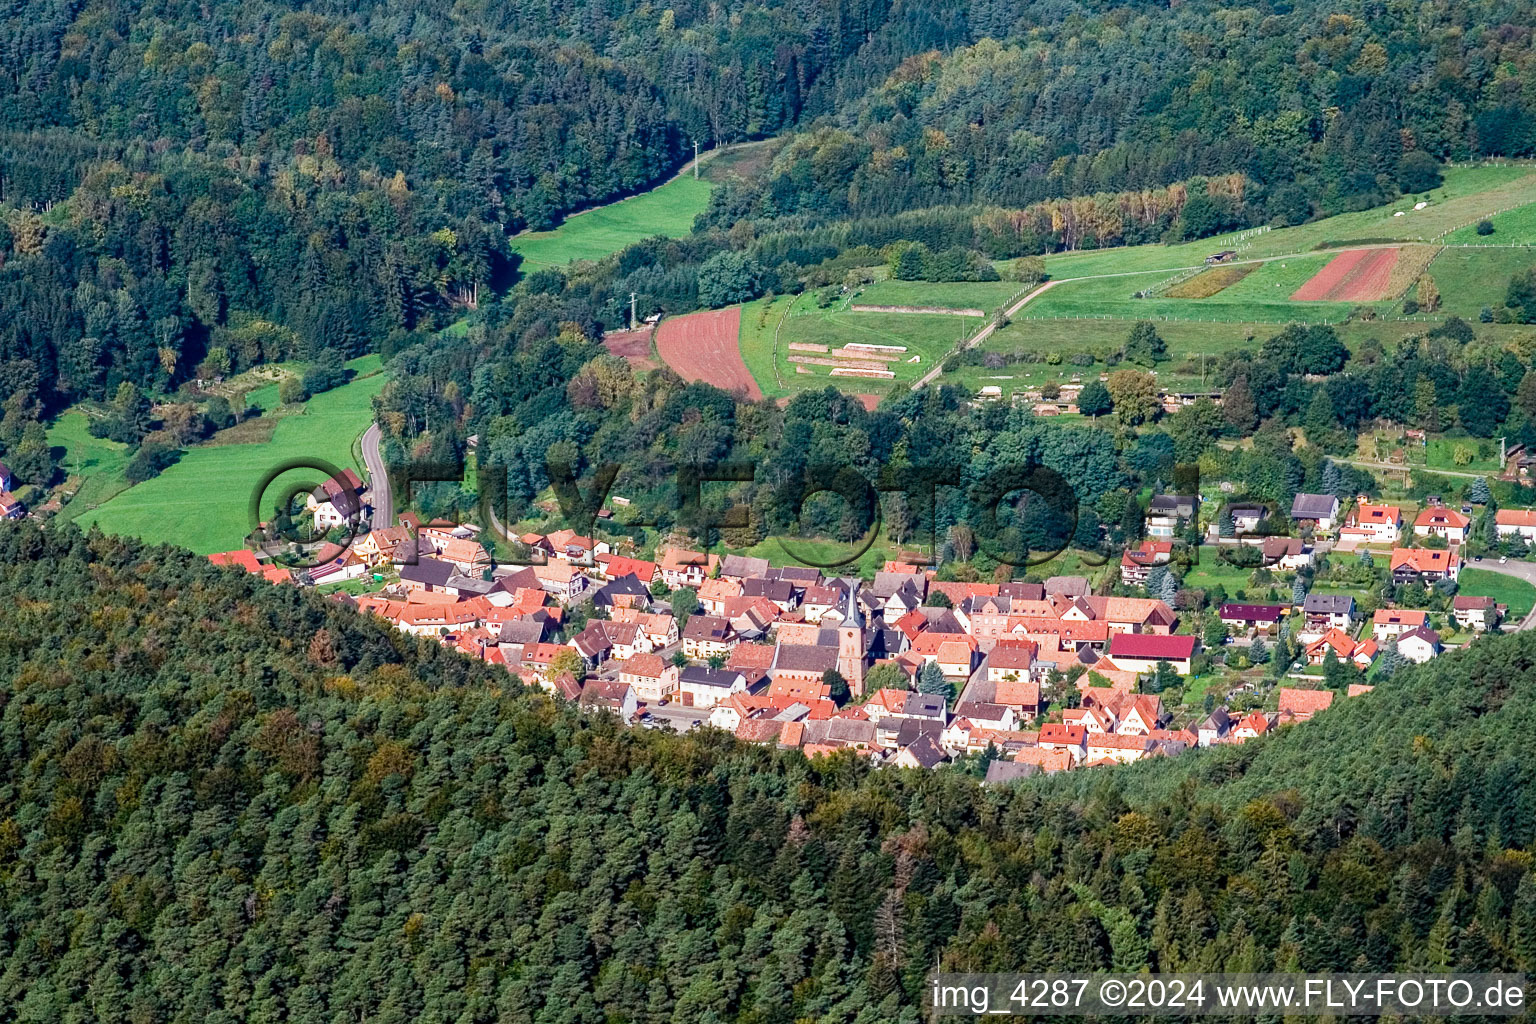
[655,307,762,399]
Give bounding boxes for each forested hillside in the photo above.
[1,520,1534,1021]
[8,0,1536,496]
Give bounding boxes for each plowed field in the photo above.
[655,307,762,399]
[1291,247,1400,302]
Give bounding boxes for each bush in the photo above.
[1476,219,1495,236]
[124,442,181,484]
[279,377,310,404]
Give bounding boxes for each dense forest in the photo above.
[1,521,1534,1021]
[8,0,1536,492]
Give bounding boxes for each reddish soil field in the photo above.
[601,328,657,371]
[655,307,762,399]
[1291,247,1400,302]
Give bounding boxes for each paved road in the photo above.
[910,280,1059,391]
[1463,557,1536,630]
[360,423,394,528]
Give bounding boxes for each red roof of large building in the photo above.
[1106,633,1196,661]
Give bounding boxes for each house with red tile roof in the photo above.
[1037,722,1088,762]
[1120,540,1172,584]
[1413,507,1470,544]
[1231,712,1274,740]
[1372,608,1427,639]
[597,554,657,584]
[1342,500,1401,544]
[1495,508,1536,542]
[1278,686,1334,720]
[1389,546,1460,583]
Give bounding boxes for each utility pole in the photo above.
[693,140,699,178]
[1500,435,1507,467]
[629,292,637,331]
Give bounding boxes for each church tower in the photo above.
[834,582,866,698]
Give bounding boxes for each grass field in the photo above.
[1423,246,1536,318]
[74,368,386,555]
[1019,254,1364,324]
[1458,568,1536,620]
[1038,165,1536,289]
[511,174,713,268]
[1423,436,1505,473]
[739,292,977,397]
[47,411,132,519]
[1441,201,1536,244]
[849,278,1026,313]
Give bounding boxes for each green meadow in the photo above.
[48,411,133,519]
[511,174,713,268]
[74,363,386,555]
[739,293,978,397]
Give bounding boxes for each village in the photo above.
[191,463,1534,779]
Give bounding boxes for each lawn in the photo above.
[1423,436,1504,474]
[75,370,387,555]
[1441,201,1536,245]
[510,174,713,268]
[1423,246,1536,318]
[47,410,132,519]
[1458,568,1536,621]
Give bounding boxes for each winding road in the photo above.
[360,423,393,528]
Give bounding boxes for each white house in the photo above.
[1396,625,1442,664]
[1495,509,1536,542]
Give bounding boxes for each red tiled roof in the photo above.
[1106,633,1196,661]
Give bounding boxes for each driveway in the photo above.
[641,703,709,734]
[360,423,393,528]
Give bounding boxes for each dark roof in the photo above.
[771,644,840,673]
[579,679,632,708]
[1290,493,1339,519]
[1003,581,1048,601]
[399,557,456,588]
[491,566,543,592]
[901,732,948,769]
[720,554,771,578]
[894,717,943,745]
[1148,494,1197,516]
[498,619,547,645]
[1040,577,1086,598]
[1302,593,1355,613]
[742,577,795,602]
[901,692,948,720]
[1200,708,1232,732]
[983,760,1040,784]
[771,566,822,585]
[678,667,745,689]
[864,628,906,659]
[682,615,733,642]
[592,574,651,607]
[954,701,1009,723]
